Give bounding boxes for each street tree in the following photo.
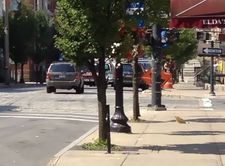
[125,0,170,120]
[0,18,4,50]
[163,29,198,71]
[30,11,51,83]
[164,29,198,64]
[55,0,133,141]
[9,2,35,83]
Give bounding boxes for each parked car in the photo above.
[138,58,152,71]
[121,63,149,90]
[81,61,115,87]
[105,62,115,87]
[46,62,84,94]
[81,66,95,86]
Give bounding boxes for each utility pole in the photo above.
[3,0,10,85]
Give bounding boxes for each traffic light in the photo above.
[196,31,210,41]
[160,28,179,48]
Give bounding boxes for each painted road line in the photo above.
[0,112,98,120]
[198,98,213,111]
[0,114,98,123]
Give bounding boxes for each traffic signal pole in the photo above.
[148,24,166,111]
[209,41,215,96]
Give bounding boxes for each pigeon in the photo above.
[175,116,186,124]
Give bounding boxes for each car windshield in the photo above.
[50,64,75,72]
[123,64,132,72]
[140,62,151,70]
[123,63,143,73]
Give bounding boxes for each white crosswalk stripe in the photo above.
[199,98,214,111]
[0,112,98,123]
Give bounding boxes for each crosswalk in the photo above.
[0,112,99,123]
[199,98,214,111]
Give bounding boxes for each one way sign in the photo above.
[202,48,222,55]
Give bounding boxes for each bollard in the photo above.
[105,105,111,153]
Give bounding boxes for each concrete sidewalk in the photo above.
[47,85,225,166]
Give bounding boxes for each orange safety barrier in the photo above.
[140,69,173,89]
[161,71,173,89]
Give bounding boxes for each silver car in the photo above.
[46,62,84,93]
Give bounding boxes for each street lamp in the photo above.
[110,62,131,133]
[2,0,10,85]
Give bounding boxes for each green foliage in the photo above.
[9,2,35,64]
[163,29,198,65]
[82,139,121,151]
[54,0,97,64]
[144,0,170,26]
[31,11,51,64]
[54,0,137,65]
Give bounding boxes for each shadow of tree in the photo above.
[187,117,225,123]
[143,142,225,155]
[170,130,225,136]
[121,142,225,155]
[0,85,44,93]
[0,105,19,112]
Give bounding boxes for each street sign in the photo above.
[126,2,144,15]
[202,48,222,55]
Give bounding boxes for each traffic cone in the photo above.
[163,77,173,89]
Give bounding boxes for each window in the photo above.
[50,64,75,72]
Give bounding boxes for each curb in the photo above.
[47,126,98,166]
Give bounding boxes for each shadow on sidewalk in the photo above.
[187,117,225,123]
[170,130,225,135]
[143,142,225,155]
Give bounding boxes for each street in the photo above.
[0,84,223,166]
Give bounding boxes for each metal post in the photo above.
[209,41,215,96]
[105,105,111,153]
[3,0,10,85]
[110,62,131,133]
[148,24,166,111]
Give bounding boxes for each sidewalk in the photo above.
[47,84,225,166]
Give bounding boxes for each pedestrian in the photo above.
[163,59,171,73]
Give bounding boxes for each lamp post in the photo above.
[3,0,10,85]
[110,62,131,133]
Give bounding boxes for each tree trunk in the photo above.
[35,64,39,84]
[15,63,18,84]
[19,63,25,83]
[88,56,107,141]
[96,56,107,141]
[132,56,140,120]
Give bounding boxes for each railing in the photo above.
[194,65,211,86]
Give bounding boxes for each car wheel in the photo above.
[140,84,149,91]
[47,87,52,93]
[76,84,84,94]
[52,87,56,93]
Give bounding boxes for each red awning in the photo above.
[170,0,225,28]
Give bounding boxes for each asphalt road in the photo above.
[0,85,99,166]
